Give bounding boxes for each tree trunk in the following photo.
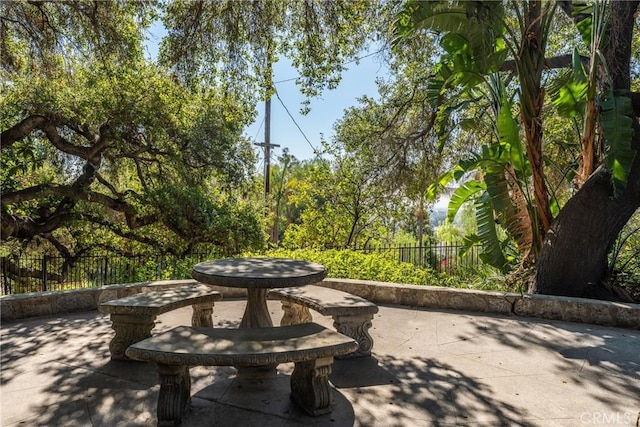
[531,162,640,300]
[519,1,554,243]
[531,1,640,301]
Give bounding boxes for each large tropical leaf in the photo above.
[475,192,509,272]
[548,69,588,119]
[393,1,469,42]
[393,1,507,74]
[459,233,481,258]
[497,91,528,175]
[601,89,636,197]
[425,163,466,202]
[484,171,512,215]
[447,180,485,222]
[571,1,594,46]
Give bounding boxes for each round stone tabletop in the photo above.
[192,257,327,289]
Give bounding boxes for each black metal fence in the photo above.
[0,253,212,295]
[356,243,482,274]
[1,243,482,295]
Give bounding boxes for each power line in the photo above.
[253,116,265,141]
[272,49,385,85]
[273,76,297,85]
[273,88,318,155]
[264,50,385,157]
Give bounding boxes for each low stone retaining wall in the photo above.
[0,279,246,322]
[321,279,640,330]
[2,278,639,329]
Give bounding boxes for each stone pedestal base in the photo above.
[108,302,215,360]
[239,288,273,328]
[279,301,313,325]
[290,356,334,416]
[280,302,374,358]
[191,303,214,327]
[157,364,191,426]
[333,313,374,358]
[153,356,336,423]
[109,314,155,360]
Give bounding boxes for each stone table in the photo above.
[192,257,327,328]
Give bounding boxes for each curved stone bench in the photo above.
[125,323,358,425]
[268,285,379,358]
[99,284,222,360]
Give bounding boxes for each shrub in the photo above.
[244,248,461,287]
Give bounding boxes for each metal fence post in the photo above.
[1,257,9,295]
[42,255,48,292]
[103,256,108,286]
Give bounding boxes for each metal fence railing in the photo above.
[0,253,213,296]
[1,243,482,295]
[355,243,482,274]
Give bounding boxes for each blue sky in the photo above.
[247,55,388,161]
[144,22,387,161]
[144,26,449,209]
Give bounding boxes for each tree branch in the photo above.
[1,114,108,163]
[1,212,84,240]
[1,115,48,149]
[500,53,590,73]
[2,184,129,212]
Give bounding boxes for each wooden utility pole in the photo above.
[254,97,280,243]
[254,98,280,200]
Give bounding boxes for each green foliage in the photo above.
[392,1,510,150]
[474,192,509,271]
[548,64,588,119]
[434,221,463,244]
[245,247,512,292]
[390,230,422,246]
[571,1,595,46]
[394,0,508,77]
[250,248,460,287]
[601,90,636,197]
[447,181,484,223]
[129,253,222,282]
[1,1,156,76]
[430,80,531,273]
[396,3,551,270]
[143,185,264,252]
[275,154,398,250]
[161,1,376,104]
[609,210,640,296]
[1,4,263,266]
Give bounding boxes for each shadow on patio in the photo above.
[1,302,638,426]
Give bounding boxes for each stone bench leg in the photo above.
[191,302,214,327]
[332,314,375,358]
[279,301,313,326]
[157,364,191,426]
[290,356,334,416]
[108,314,156,360]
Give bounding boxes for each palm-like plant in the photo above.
[427,75,534,272]
[395,1,547,269]
[393,0,635,274]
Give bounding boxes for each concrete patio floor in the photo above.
[1,299,638,426]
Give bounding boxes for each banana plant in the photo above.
[601,90,636,198]
[547,0,636,195]
[427,76,535,273]
[396,0,636,268]
[397,2,537,271]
